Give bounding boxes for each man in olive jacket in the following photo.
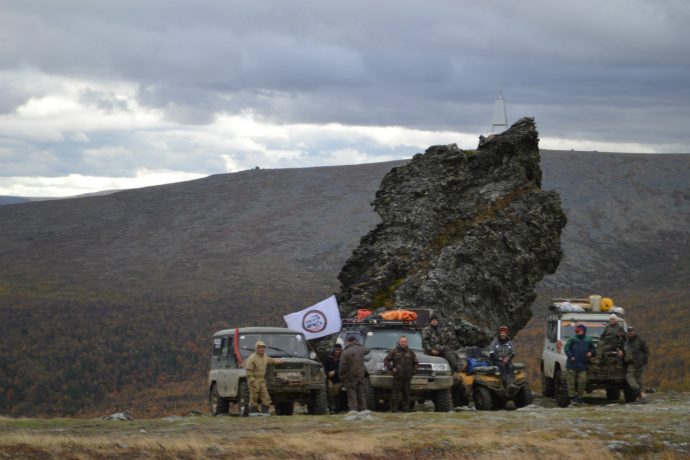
[384,335,419,412]
[597,314,626,363]
[622,326,649,402]
[244,341,283,413]
[564,324,595,405]
[339,336,370,412]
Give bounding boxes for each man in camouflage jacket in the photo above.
[622,326,649,402]
[422,314,460,370]
[489,326,516,386]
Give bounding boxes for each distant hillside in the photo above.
[0,151,688,416]
[0,196,30,206]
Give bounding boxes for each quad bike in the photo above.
[452,354,532,410]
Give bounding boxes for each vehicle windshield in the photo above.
[362,330,423,351]
[560,320,608,341]
[237,333,309,359]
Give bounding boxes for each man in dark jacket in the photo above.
[422,314,460,370]
[384,335,419,412]
[564,324,595,405]
[339,336,370,412]
[622,326,649,402]
[324,343,345,413]
[488,326,516,386]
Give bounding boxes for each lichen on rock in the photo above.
[336,117,567,345]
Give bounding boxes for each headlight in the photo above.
[374,361,387,372]
[431,363,450,372]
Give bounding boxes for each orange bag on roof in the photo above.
[357,309,373,321]
[379,310,418,321]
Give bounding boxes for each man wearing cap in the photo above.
[339,335,370,412]
[596,314,626,364]
[564,324,595,405]
[244,341,283,414]
[422,313,460,370]
[621,326,649,402]
[488,326,516,386]
[324,343,345,413]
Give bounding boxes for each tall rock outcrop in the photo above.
[336,118,567,345]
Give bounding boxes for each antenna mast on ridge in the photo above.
[491,96,508,134]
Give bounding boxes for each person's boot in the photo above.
[261,404,270,415]
[248,405,259,414]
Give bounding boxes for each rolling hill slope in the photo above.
[0,150,688,416]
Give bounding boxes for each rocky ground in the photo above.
[0,391,688,459]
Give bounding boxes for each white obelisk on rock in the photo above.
[491,96,508,134]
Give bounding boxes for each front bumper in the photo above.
[369,374,454,391]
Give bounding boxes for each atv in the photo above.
[452,350,532,410]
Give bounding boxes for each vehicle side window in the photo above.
[221,337,229,358]
[547,321,557,343]
[227,336,237,367]
[213,337,225,356]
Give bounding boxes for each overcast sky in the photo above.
[1,0,689,196]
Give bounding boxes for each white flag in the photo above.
[283,295,342,340]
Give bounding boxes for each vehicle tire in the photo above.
[606,387,621,401]
[541,370,556,398]
[452,384,469,407]
[308,387,328,415]
[514,385,533,408]
[275,400,294,416]
[433,389,452,412]
[473,386,493,411]
[364,379,378,411]
[209,383,229,416]
[554,370,571,408]
[238,380,250,417]
[623,383,637,403]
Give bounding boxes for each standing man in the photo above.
[422,313,460,370]
[621,326,649,402]
[324,343,345,413]
[384,335,419,412]
[339,335,369,412]
[597,314,626,363]
[564,324,595,405]
[488,326,516,386]
[244,341,283,414]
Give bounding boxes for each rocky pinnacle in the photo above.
[336,117,567,345]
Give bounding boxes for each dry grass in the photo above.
[1,397,689,460]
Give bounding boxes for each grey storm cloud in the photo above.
[0,0,689,188]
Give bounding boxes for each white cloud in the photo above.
[0,170,206,198]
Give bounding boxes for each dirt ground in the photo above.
[1,392,688,459]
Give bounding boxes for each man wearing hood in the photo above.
[244,340,283,414]
[384,335,419,412]
[489,326,516,386]
[564,324,595,405]
[422,313,460,370]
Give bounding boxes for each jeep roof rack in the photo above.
[341,318,419,329]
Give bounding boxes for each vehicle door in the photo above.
[542,317,561,377]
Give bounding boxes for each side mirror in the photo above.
[309,351,317,360]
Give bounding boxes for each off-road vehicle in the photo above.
[336,318,454,412]
[452,347,532,410]
[540,299,633,407]
[208,327,327,416]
